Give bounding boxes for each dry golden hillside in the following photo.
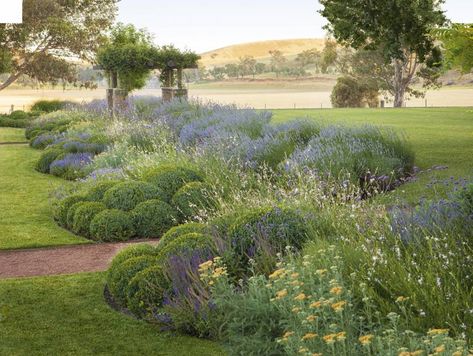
[200,38,325,67]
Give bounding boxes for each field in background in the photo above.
[1,86,472,113]
[199,38,325,67]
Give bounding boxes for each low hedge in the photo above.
[71,202,107,237]
[85,181,121,201]
[144,165,203,202]
[156,232,216,261]
[89,209,135,242]
[36,149,63,173]
[158,223,208,251]
[131,199,176,238]
[53,195,89,227]
[103,181,163,212]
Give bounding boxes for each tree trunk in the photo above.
[393,59,405,108]
[0,73,21,91]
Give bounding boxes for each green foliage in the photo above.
[331,76,379,108]
[172,182,216,221]
[97,23,156,93]
[224,206,311,279]
[131,199,176,238]
[158,223,208,251]
[457,184,473,215]
[72,202,107,237]
[66,202,86,230]
[35,149,63,173]
[85,181,121,201]
[156,233,215,261]
[53,195,88,227]
[89,209,135,242]
[30,100,71,113]
[103,181,161,211]
[144,165,203,202]
[126,265,169,316]
[108,244,158,273]
[435,23,473,74]
[0,0,118,90]
[107,255,157,306]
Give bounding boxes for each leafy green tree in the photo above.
[209,66,226,81]
[255,62,267,75]
[320,39,337,74]
[238,56,257,78]
[224,63,240,79]
[319,0,446,107]
[97,24,156,93]
[296,48,320,71]
[435,24,473,73]
[269,50,287,77]
[0,0,118,91]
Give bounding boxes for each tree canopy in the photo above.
[0,0,118,91]
[319,0,446,107]
[435,23,473,74]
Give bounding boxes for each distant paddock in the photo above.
[0,87,471,113]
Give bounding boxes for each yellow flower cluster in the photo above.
[398,351,423,356]
[427,329,449,336]
[358,334,374,345]
[269,268,286,280]
[331,301,347,312]
[276,289,288,299]
[396,296,410,303]
[301,332,318,341]
[294,293,307,301]
[323,332,346,344]
[330,286,343,295]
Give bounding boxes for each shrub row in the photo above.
[53,165,216,242]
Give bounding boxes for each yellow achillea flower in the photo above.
[198,260,213,271]
[396,296,409,303]
[282,331,294,338]
[323,334,336,344]
[331,301,347,312]
[399,351,424,356]
[312,354,322,356]
[290,280,303,286]
[434,345,445,354]
[212,267,227,278]
[452,352,462,356]
[306,315,317,322]
[316,269,328,276]
[301,333,318,341]
[276,289,288,299]
[269,268,286,279]
[292,307,302,313]
[336,332,346,341]
[359,334,374,345]
[427,329,449,336]
[291,272,300,279]
[299,348,309,353]
[330,286,343,295]
[294,293,306,301]
[309,301,323,308]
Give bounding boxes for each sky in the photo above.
[0,0,23,23]
[115,0,472,53]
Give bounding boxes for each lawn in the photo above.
[273,107,473,203]
[0,128,27,143]
[0,141,89,250]
[0,272,223,356]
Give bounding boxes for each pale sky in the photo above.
[116,0,472,53]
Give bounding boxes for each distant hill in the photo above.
[199,38,326,68]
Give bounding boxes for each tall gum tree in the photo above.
[319,0,447,107]
[0,0,118,91]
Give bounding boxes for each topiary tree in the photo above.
[103,181,163,211]
[331,76,379,108]
[156,45,200,89]
[53,195,88,227]
[72,202,107,237]
[132,199,177,238]
[158,223,209,251]
[89,209,135,241]
[156,233,216,261]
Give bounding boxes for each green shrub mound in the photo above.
[156,232,215,261]
[89,209,135,242]
[131,200,176,238]
[85,181,121,201]
[225,206,311,278]
[172,182,216,221]
[108,244,158,273]
[66,202,86,230]
[107,255,157,306]
[126,265,169,316]
[144,165,203,202]
[71,202,107,237]
[103,181,163,211]
[9,110,30,120]
[35,149,63,173]
[53,195,88,227]
[31,100,71,113]
[158,223,208,251]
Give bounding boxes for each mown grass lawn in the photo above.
[0,128,27,143]
[0,272,224,356]
[273,107,473,203]
[0,141,89,250]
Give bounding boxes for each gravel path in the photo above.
[0,240,159,279]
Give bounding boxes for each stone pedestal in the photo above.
[161,87,188,102]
